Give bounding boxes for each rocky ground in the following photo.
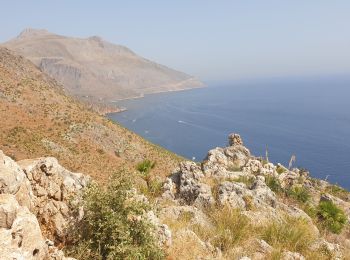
[0,149,171,259]
[157,134,350,259]
[1,134,349,259]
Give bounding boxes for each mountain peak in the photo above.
[17,28,51,38]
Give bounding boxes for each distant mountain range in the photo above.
[2,28,203,106]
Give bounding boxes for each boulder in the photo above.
[218,177,276,210]
[228,133,243,146]
[175,161,215,207]
[0,151,33,210]
[18,157,89,243]
[0,194,74,260]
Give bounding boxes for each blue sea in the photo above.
[108,77,350,189]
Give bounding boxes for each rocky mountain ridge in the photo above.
[2,28,203,107]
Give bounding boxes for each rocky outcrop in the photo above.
[0,150,89,259]
[0,194,74,260]
[0,150,33,210]
[18,157,89,242]
[218,176,277,210]
[161,133,348,259]
[171,161,215,208]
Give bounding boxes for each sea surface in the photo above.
[108,77,350,189]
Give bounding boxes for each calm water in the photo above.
[108,77,350,189]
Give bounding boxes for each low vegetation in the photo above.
[286,186,311,203]
[261,216,316,255]
[265,175,283,194]
[194,206,250,253]
[316,200,347,234]
[136,159,164,199]
[66,171,164,260]
[326,184,350,201]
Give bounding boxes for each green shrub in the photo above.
[276,165,286,174]
[265,176,282,193]
[136,160,156,175]
[66,171,164,260]
[286,186,310,203]
[136,160,160,199]
[317,200,347,234]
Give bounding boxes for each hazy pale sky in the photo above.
[1,1,350,81]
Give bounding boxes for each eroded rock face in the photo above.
[0,194,72,260]
[202,134,251,177]
[218,176,276,210]
[145,211,172,247]
[228,133,243,146]
[175,161,215,207]
[18,157,90,242]
[0,151,87,259]
[0,151,33,210]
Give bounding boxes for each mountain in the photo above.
[0,47,182,182]
[1,46,349,259]
[2,28,203,105]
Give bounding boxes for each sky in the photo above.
[1,1,350,81]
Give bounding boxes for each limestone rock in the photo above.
[202,147,229,177]
[0,194,74,260]
[311,239,343,260]
[202,137,250,177]
[159,205,210,227]
[175,161,215,207]
[18,157,90,242]
[162,177,176,200]
[0,151,33,210]
[218,177,276,210]
[229,133,243,146]
[243,159,262,174]
[145,211,172,247]
[282,251,305,260]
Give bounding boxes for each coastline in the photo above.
[108,83,206,115]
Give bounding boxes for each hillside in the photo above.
[0,47,182,182]
[2,28,203,106]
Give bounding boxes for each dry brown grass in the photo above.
[0,47,182,184]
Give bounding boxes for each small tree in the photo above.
[66,171,164,260]
[136,160,157,191]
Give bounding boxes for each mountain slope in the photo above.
[2,28,203,105]
[0,47,182,182]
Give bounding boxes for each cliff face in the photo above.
[2,28,203,104]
